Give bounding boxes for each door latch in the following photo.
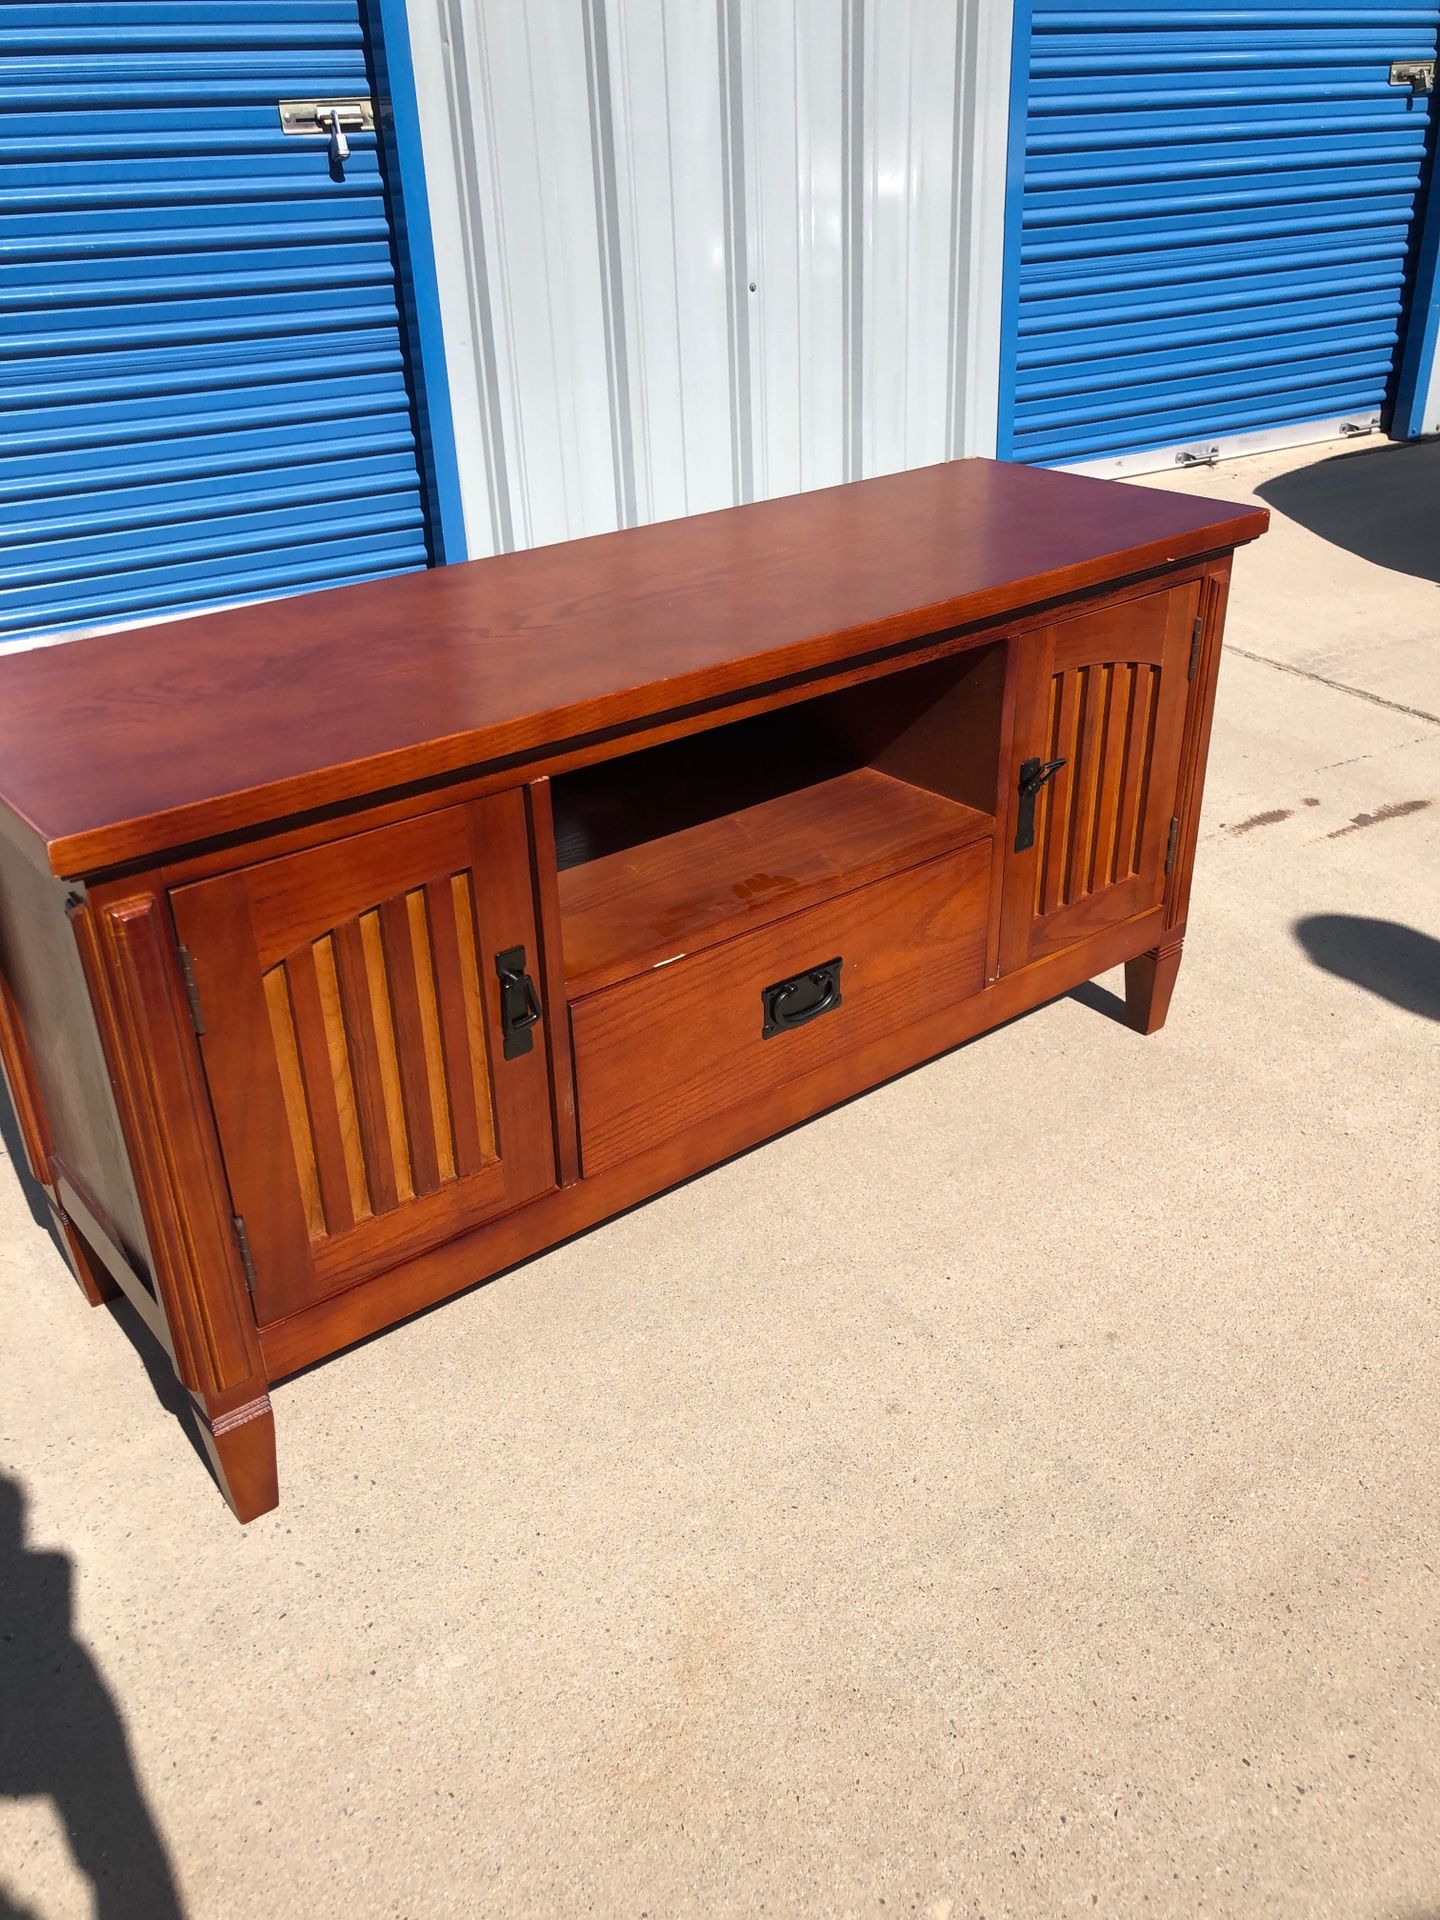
[1389,60,1434,92]
[494,947,542,1060]
[1014,756,1067,854]
[277,97,374,164]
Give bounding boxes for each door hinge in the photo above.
[1189,616,1204,679]
[231,1215,258,1294]
[176,944,205,1035]
[1164,816,1181,875]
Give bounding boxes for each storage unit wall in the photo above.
[5,0,1437,649]
[399,0,1017,555]
[1000,0,1440,473]
[0,0,456,647]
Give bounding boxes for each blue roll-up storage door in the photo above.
[1,1,432,645]
[1002,0,1440,467]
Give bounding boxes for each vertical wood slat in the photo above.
[1065,663,1110,907]
[281,876,503,1232]
[1103,666,1137,888]
[1126,665,1159,877]
[1061,666,1089,908]
[261,965,325,1241]
[1092,662,1130,893]
[332,917,403,1213]
[408,891,456,1185]
[282,952,360,1236]
[1108,662,1155,882]
[1038,669,1080,918]
[378,892,444,1196]
[285,940,365,1234]
[450,870,499,1164]
[359,910,416,1205]
[425,873,489,1177]
[166,793,555,1330]
[1035,656,1165,923]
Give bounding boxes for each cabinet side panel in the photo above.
[1166,558,1233,935]
[0,840,149,1264]
[80,888,264,1395]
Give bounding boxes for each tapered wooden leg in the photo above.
[50,1202,121,1306]
[1124,937,1184,1036]
[191,1381,279,1523]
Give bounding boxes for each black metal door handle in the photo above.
[1014,756,1067,853]
[761,957,843,1037]
[494,945,542,1059]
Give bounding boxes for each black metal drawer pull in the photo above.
[494,945,542,1059]
[1014,755,1067,853]
[761,957,843,1038]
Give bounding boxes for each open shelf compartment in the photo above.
[552,643,1003,998]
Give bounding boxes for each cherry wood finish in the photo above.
[259,899,1172,1383]
[559,767,991,997]
[524,779,582,1188]
[572,838,991,1177]
[191,1385,279,1526]
[0,459,1264,1521]
[998,579,1199,975]
[0,460,1264,880]
[169,792,555,1323]
[1125,935,1187,1037]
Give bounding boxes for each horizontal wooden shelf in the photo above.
[558,766,993,997]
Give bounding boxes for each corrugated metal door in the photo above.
[401,0,1015,558]
[1002,0,1440,468]
[2,1,433,646]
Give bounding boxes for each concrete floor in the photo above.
[1,436,1437,1920]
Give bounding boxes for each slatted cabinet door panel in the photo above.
[171,792,555,1324]
[999,582,1199,974]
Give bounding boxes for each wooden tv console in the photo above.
[0,460,1266,1522]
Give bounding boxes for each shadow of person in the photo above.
[1255,441,1440,585]
[1294,914,1440,1021]
[0,1475,185,1919]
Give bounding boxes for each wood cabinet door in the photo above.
[998,581,1200,975]
[171,791,556,1324]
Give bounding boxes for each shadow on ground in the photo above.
[0,1075,54,1239]
[1256,442,1440,585]
[0,1474,186,1919]
[1294,914,1440,1021]
[0,1079,213,1482]
[1068,977,1131,1026]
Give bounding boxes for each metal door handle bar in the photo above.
[1014,756,1067,853]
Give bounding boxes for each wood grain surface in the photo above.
[559,767,993,996]
[570,838,991,1176]
[0,459,1264,877]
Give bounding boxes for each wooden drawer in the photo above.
[570,839,991,1175]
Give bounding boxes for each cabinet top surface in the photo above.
[0,458,1264,876]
